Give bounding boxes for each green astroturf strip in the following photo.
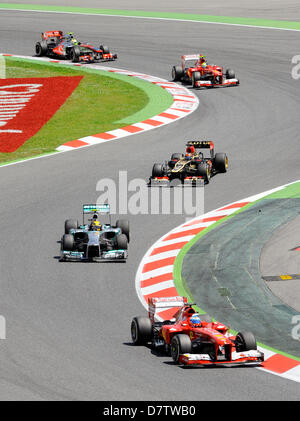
[1,4,300,30]
[265,182,300,199]
[173,182,300,361]
[0,56,173,165]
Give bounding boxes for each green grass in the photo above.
[1,4,300,30]
[265,182,300,199]
[0,57,151,163]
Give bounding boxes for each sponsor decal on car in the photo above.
[0,76,82,153]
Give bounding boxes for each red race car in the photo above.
[131,296,264,366]
[172,54,239,88]
[35,31,117,63]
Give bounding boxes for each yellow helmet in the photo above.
[90,220,102,231]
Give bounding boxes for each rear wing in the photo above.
[42,31,63,40]
[83,204,110,214]
[186,141,214,149]
[181,54,201,61]
[82,204,111,225]
[148,296,187,323]
[186,140,215,157]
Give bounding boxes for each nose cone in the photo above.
[88,231,100,245]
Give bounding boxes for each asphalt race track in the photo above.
[1,4,300,400]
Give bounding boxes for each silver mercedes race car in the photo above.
[60,204,130,262]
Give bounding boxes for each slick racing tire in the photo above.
[172,65,183,81]
[169,153,183,168]
[116,233,128,250]
[192,71,201,88]
[64,219,78,234]
[70,45,81,62]
[131,317,152,345]
[100,45,110,54]
[226,69,235,79]
[152,163,165,178]
[35,41,47,57]
[197,162,211,183]
[214,153,228,173]
[235,331,257,351]
[62,234,74,251]
[171,153,182,160]
[171,334,192,363]
[116,220,130,243]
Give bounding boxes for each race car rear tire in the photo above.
[226,69,235,79]
[100,45,110,54]
[214,153,228,173]
[192,71,201,88]
[131,317,152,345]
[70,45,81,62]
[152,163,165,178]
[116,219,130,243]
[35,41,47,57]
[171,334,192,363]
[62,234,74,251]
[171,153,182,160]
[235,331,257,351]
[116,233,128,250]
[172,65,183,81]
[64,219,78,234]
[197,162,211,183]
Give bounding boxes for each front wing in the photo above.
[149,176,205,186]
[60,249,127,262]
[194,78,239,88]
[78,52,117,63]
[179,350,264,366]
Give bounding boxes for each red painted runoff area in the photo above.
[0,76,82,153]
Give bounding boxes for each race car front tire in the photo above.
[235,331,257,351]
[62,234,74,251]
[131,317,152,345]
[116,233,128,250]
[171,334,192,363]
[192,71,201,88]
[197,162,211,183]
[214,153,228,173]
[70,45,81,62]
[226,69,235,79]
[152,163,165,178]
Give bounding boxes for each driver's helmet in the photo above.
[199,56,207,67]
[64,32,77,43]
[90,220,102,231]
[186,145,195,154]
[185,145,195,158]
[189,313,202,327]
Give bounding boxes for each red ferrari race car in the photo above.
[131,296,264,366]
[35,31,117,63]
[172,54,239,88]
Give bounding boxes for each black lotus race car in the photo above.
[35,31,117,63]
[149,141,228,185]
[60,204,129,262]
